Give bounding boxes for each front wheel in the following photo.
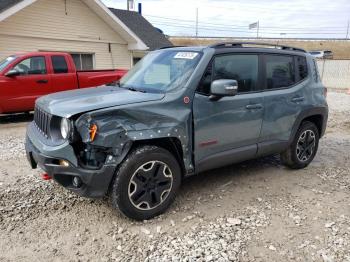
[110,145,181,220]
[281,121,320,169]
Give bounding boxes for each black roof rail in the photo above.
[158,45,185,49]
[209,42,306,53]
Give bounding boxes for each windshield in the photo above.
[119,50,202,93]
[0,56,16,72]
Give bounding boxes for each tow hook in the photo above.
[41,173,52,180]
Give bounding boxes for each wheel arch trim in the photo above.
[289,106,328,145]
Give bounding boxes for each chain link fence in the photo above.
[317,59,350,89]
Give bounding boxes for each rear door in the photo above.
[258,54,309,154]
[193,53,264,172]
[1,56,51,112]
[50,55,78,92]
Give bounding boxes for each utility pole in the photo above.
[257,20,260,38]
[346,20,349,39]
[195,7,199,38]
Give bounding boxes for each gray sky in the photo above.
[102,0,350,39]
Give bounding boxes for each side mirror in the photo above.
[210,79,238,101]
[5,69,21,77]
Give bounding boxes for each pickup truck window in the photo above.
[52,56,68,74]
[13,56,46,75]
[120,50,202,93]
[0,56,16,72]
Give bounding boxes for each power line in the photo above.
[181,2,349,15]
[145,14,348,31]
[148,19,347,35]
[146,15,347,30]
[149,18,347,33]
[151,22,345,35]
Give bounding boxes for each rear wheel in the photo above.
[110,145,181,220]
[281,121,319,169]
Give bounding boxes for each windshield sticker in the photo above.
[174,52,198,60]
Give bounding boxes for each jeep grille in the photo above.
[34,106,51,138]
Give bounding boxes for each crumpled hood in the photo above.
[36,86,165,118]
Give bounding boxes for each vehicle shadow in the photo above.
[0,112,33,124]
[179,155,282,197]
[97,154,284,222]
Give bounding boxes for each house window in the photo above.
[70,53,94,70]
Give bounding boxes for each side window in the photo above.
[213,54,259,93]
[265,55,295,89]
[52,56,68,74]
[197,63,212,95]
[13,56,46,75]
[296,56,308,80]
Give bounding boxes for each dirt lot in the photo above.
[0,91,349,262]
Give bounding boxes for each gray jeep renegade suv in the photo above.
[25,42,328,220]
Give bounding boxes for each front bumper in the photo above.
[25,122,116,198]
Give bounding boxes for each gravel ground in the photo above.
[0,91,349,262]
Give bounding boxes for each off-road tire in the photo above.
[281,121,319,169]
[110,145,181,220]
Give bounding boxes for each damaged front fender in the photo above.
[75,103,193,174]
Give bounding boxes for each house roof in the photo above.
[109,8,173,51]
[0,0,22,13]
[0,0,149,50]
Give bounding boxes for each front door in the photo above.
[193,53,264,172]
[1,56,51,112]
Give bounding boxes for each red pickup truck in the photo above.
[0,52,127,114]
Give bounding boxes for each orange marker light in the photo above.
[89,124,98,141]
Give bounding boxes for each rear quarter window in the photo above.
[296,56,308,80]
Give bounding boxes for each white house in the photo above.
[0,0,172,69]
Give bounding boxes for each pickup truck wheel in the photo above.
[281,121,319,169]
[110,145,181,220]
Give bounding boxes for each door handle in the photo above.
[246,104,263,110]
[291,96,305,103]
[36,79,48,84]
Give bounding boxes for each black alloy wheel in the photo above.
[128,160,173,210]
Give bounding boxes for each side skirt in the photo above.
[195,144,257,174]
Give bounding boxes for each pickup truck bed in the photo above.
[77,69,127,88]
